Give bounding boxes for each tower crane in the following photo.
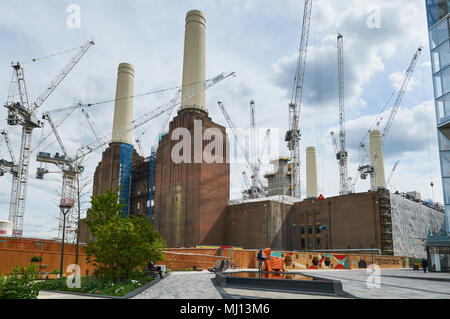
[0,130,19,223]
[3,40,94,237]
[285,0,313,199]
[37,112,85,241]
[81,108,107,152]
[386,160,400,188]
[358,47,422,186]
[331,33,350,195]
[68,72,235,163]
[217,100,270,198]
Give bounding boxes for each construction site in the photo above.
[1,1,449,277]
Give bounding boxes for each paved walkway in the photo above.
[38,291,106,299]
[132,271,224,299]
[299,269,450,299]
[38,269,450,299]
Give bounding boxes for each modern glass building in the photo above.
[425,0,450,271]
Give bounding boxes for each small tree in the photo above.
[84,190,164,281]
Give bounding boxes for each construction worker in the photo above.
[257,250,265,273]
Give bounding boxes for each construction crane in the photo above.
[69,72,235,163]
[285,0,313,199]
[358,47,422,186]
[387,160,400,188]
[37,112,85,241]
[2,40,94,237]
[217,100,270,198]
[0,130,19,224]
[331,33,350,195]
[81,108,107,152]
[36,72,234,226]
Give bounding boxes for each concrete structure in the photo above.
[264,158,292,197]
[369,130,386,190]
[153,10,230,248]
[306,147,318,199]
[0,220,12,236]
[181,10,206,111]
[112,63,134,145]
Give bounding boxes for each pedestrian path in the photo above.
[132,271,224,299]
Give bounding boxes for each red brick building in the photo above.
[153,108,230,248]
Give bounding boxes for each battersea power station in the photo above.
[80,9,445,261]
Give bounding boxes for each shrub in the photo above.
[0,264,41,299]
[85,190,165,281]
[30,256,42,263]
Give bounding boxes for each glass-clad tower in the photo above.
[426,0,450,235]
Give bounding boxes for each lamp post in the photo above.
[59,198,74,278]
[292,223,296,251]
[369,242,375,266]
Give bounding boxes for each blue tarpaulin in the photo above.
[147,147,156,221]
[119,143,132,216]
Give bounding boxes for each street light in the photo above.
[59,198,74,278]
[369,242,375,266]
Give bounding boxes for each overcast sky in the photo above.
[0,0,442,240]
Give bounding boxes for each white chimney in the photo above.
[180,10,207,112]
[306,146,318,198]
[112,63,135,145]
[370,130,386,190]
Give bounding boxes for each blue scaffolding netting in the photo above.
[119,143,133,216]
[147,147,156,221]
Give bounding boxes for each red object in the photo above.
[431,182,434,187]
[318,194,325,201]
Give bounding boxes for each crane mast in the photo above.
[286,0,313,198]
[3,40,94,237]
[336,33,350,195]
[73,72,235,163]
[358,47,422,187]
[387,160,400,187]
[217,100,267,198]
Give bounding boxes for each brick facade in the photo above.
[154,108,230,248]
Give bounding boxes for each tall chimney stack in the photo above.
[369,130,386,190]
[306,146,318,198]
[112,63,134,145]
[181,10,206,112]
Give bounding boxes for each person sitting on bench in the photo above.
[148,261,163,278]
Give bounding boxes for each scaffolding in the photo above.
[390,193,445,258]
[378,189,393,255]
[264,157,292,197]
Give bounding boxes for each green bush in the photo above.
[0,264,41,299]
[30,256,42,263]
[39,270,154,297]
[85,190,165,281]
